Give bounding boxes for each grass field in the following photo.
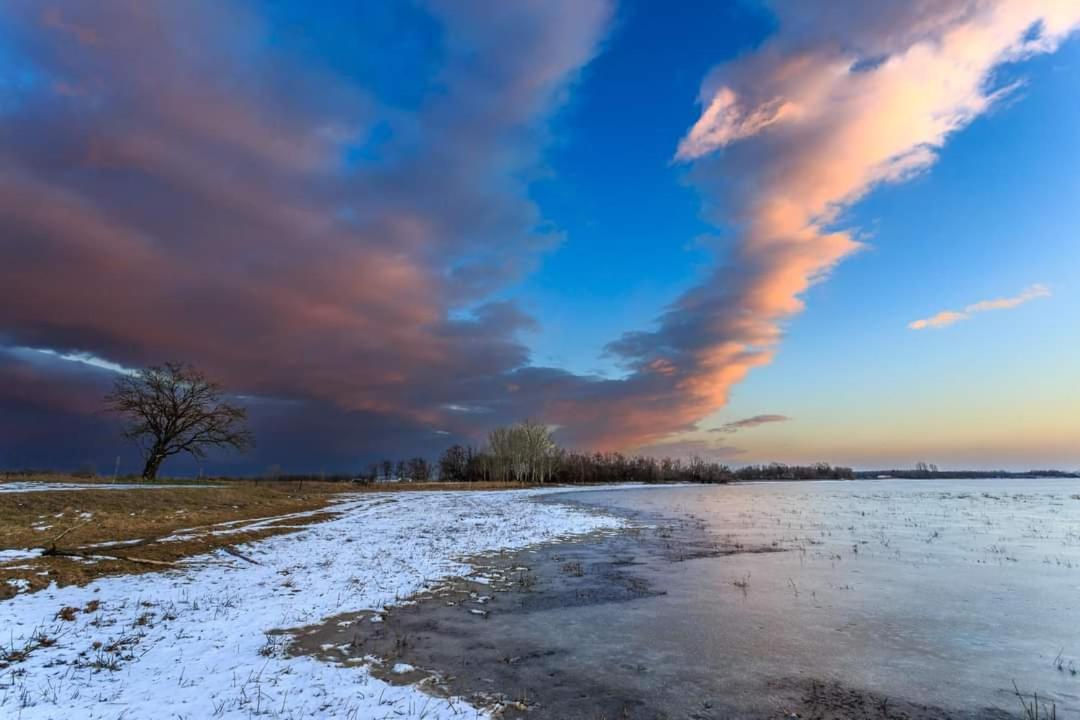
[0,474,536,599]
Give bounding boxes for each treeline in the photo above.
[731,463,855,481]
[360,421,853,485]
[357,420,738,485]
[437,448,736,485]
[854,469,1080,479]
[363,458,436,483]
[436,418,734,487]
[429,450,853,484]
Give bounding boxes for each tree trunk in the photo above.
[142,451,164,480]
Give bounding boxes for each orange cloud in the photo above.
[908,310,971,330]
[909,284,1051,329]
[583,1,1079,451]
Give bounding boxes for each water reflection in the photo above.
[561,479,1080,715]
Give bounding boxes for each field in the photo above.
[0,476,620,718]
[0,476,537,599]
[1,477,355,599]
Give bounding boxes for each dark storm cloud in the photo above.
[0,1,618,470]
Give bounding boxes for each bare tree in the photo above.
[438,445,470,482]
[488,420,558,484]
[105,363,253,479]
[406,457,432,482]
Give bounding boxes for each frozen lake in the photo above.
[285,478,1080,718]
[550,479,1080,716]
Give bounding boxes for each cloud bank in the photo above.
[0,1,615,468]
[909,284,1051,329]
[0,1,1077,471]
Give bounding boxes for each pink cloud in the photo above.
[909,284,1051,329]
[0,1,616,464]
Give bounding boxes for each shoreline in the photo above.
[281,488,1014,719]
[0,486,624,718]
[281,496,772,718]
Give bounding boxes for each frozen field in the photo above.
[0,488,622,719]
[561,479,1080,716]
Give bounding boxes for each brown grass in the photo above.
[0,475,551,599]
[0,478,358,599]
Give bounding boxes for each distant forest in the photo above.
[854,469,1079,479]
[359,451,855,485]
[352,421,855,485]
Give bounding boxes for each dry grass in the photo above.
[0,477,357,598]
[0,475,556,599]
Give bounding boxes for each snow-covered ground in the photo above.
[0,488,622,719]
[0,482,219,493]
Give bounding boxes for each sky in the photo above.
[1,0,1078,474]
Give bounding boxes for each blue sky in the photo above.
[0,1,1077,472]
[507,6,1080,468]
[516,1,774,375]
[516,0,777,377]
[715,33,1080,468]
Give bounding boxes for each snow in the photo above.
[159,505,340,543]
[0,482,218,493]
[83,538,145,549]
[6,578,31,593]
[0,488,623,718]
[0,548,44,562]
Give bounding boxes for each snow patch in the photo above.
[5,578,31,593]
[0,548,44,562]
